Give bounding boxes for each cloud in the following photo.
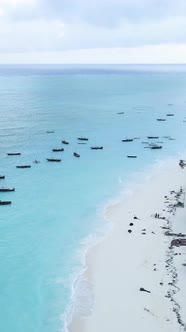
[0,0,185,62]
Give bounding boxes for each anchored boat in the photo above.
[74,152,80,158]
[0,187,15,192]
[0,200,11,205]
[16,165,31,168]
[46,158,61,162]
[52,148,64,152]
[7,153,21,156]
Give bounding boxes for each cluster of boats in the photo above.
[1,121,179,206]
[0,183,15,205]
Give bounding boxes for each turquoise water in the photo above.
[0,65,186,332]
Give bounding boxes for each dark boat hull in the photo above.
[52,149,64,152]
[122,139,133,142]
[77,138,88,141]
[127,156,137,158]
[0,188,15,192]
[91,147,103,150]
[151,146,162,150]
[46,159,61,162]
[16,165,31,168]
[74,153,80,157]
[147,136,159,139]
[0,176,5,179]
[7,153,21,156]
[62,141,69,145]
[0,201,11,205]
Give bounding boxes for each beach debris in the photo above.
[134,215,140,220]
[171,239,186,248]
[165,232,186,237]
[179,160,186,169]
[144,308,156,317]
[140,287,151,293]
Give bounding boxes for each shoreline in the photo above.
[67,157,186,332]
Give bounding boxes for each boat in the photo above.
[0,176,5,179]
[117,112,124,114]
[78,143,87,145]
[77,137,88,141]
[122,139,133,142]
[16,165,31,168]
[74,152,80,158]
[0,200,11,205]
[157,119,166,121]
[90,147,103,150]
[127,155,137,158]
[147,136,159,139]
[151,145,162,150]
[46,131,55,133]
[0,187,15,192]
[166,113,174,116]
[7,153,21,156]
[62,140,69,145]
[52,148,64,152]
[46,158,61,162]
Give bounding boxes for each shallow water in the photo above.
[0,65,186,332]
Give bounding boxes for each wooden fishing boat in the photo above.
[90,146,103,150]
[127,155,137,158]
[46,131,55,133]
[52,148,64,152]
[77,137,88,141]
[46,158,61,162]
[157,118,166,121]
[122,139,133,142]
[0,200,11,205]
[147,136,159,139]
[0,187,15,192]
[151,145,162,150]
[166,113,174,116]
[7,153,21,156]
[0,175,5,179]
[74,152,80,158]
[62,140,69,145]
[16,165,31,168]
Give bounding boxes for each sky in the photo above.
[0,0,186,63]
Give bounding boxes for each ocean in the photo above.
[0,64,186,332]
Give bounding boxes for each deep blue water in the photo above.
[0,65,186,332]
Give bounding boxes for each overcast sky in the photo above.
[0,0,186,63]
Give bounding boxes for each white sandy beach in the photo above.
[68,158,186,332]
